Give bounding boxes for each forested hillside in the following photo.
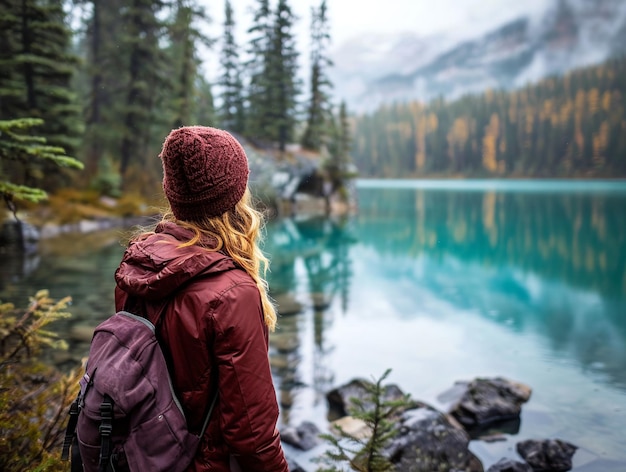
[352,56,626,178]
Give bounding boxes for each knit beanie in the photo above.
[160,126,249,221]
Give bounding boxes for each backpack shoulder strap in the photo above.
[61,398,85,471]
[98,394,114,472]
[123,295,169,327]
[123,292,218,437]
[61,396,80,460]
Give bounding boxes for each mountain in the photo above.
[330,0,626,113]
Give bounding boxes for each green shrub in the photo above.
[0,290,81,471]
[316,369,412,472]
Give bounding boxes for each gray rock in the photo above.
[0,220,40,253]
[516,439,577,471]
[274,293,303,316]
[270,330,300,353]
[443,377,531,428]
[310,292,331,310]
[326,377,413,421]
[280,421,321,451]
[487,458,533,472]
[286,455,306,472]
[385,405,484,472]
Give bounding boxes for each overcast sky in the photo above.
[201,0,552,83]
[207,0,551,50]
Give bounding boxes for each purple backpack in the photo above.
[62,310,216,472]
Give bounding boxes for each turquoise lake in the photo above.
[1,179,625,471]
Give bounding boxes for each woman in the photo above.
[114,126,289,471]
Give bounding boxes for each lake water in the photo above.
[1,179,625,471]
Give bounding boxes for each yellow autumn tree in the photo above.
[447,117,469,169]
[592,120,610,168]
[482,113,500,173]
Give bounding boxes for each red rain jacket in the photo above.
[114,222,288,471]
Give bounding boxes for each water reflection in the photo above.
[352,186,626,389]
[357,186,626,298]
[263,216,357,422]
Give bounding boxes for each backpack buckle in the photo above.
[99,422,113,436]
[99,397,113,437]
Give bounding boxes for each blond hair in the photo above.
[160,188,277,331]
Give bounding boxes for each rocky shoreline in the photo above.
[281,376,579,472]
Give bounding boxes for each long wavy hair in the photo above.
[161,188,277,331]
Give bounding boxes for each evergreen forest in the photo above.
[0,0,350,210]
[352,56,626,178]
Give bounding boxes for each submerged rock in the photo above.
[487,458,533,472]
[310,292,331,310]
[280,421,322,451]
[285,454,306,472]
[516,439,577,471]
[273,292,303,316]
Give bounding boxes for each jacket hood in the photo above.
[115,221,236,300]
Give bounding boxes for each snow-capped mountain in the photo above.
[330,0,626,113]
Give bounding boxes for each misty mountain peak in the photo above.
[331,0,626,113]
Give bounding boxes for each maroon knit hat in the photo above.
[159,126,249,221]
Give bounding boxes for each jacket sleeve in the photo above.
[212,281,288,472]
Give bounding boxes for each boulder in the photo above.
[0,220,40,253]
[442,377,531,429]
[385,404,484,472]
[326,377,413,421]
[280,421,322,451]
[516,439,577,471]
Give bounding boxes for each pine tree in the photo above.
[80,0,105,175]
[0,118,82,217]
[316,369,411,472]
[266,0,301,151]
[245,0,273,141]
[217,0,245,133]
[0,0,82,156]
[75,0,127,178]
[301,0,333,151]
[169,0,212,128]
[193,75,217,126]
[326,101,354,199]
[118,0,171,180]
[0,0,24,119]
[337,102,352,170]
